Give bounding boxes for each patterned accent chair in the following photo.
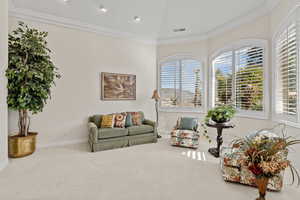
[170,118,200,149]
[220,130,288,191]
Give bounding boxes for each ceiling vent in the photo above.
[173,28,186,32]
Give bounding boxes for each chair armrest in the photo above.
[88,122,98,142]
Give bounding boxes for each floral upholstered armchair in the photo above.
[170,117,200,149]
[220,129,288,191]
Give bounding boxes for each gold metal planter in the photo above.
[8,132,38,158]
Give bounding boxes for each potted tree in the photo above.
[6,22,60,158]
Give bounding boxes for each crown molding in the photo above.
[8,7,157,45]
[8,0,280,46]
[157,0,281,45]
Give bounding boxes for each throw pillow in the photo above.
[125,113,133,127]
[114,113,127,128]
[101,114,115,128]
[179,117,198,130]
[129,112,142,126]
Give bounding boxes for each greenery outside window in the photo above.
[211,40,268,118]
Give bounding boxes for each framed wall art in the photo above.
[101,72,136,101]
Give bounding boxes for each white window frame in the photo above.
[209,39,269,120]
[158,54,207,113]
[272,6,300,128]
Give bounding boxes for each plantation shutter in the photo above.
[160,61,180,107]
[235,46,264,111]
[181,60,202,107]
[275,22,298,121]
[213,51,233,106]
[160,59,202,109]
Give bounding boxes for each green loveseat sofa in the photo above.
[88,111,157,152]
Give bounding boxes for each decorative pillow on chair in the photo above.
[101,114,115,128]
[114,113,127,128]
[179,117,198,130]
[129,112,142,126]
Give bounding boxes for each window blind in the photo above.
[160,59,202,108]
[181,60,202,107]
[275,23,298,119]
[213,51,233,106]
[212,44,265,113]
[160,61,180,107]
[235,46,264,111]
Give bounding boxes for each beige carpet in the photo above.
[0,139,299,200]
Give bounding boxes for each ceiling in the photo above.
[9,0,279,43]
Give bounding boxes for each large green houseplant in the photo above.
[6,22,60,158]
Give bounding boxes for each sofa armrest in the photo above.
[143,119,157,136]
[88,122,98,143]
[143,119,156,127]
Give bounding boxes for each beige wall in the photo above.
[5,1,300,151]
[157,0,300,141]
[0,0,8,170]
[8,17,157,147]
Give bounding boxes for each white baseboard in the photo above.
[0,158,9,171]
[37,139,88,149]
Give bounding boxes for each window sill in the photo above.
[235,111,269,120]
[272,118,300,129]
[159,107,206,114]
[159,108,270,120]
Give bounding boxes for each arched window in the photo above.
[210,40,268,118]
[159,57,204,111]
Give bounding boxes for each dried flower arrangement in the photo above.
[232,124,300,200]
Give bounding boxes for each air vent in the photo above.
[173,28,186,32]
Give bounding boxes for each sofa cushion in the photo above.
[114,113,127,128]
[130,112,143,126]
[98,128,128,139]
[128,125,154,136]
[101,115,115,128]
[138,111,145,122]
[125,113,133,127]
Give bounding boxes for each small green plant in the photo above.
[205,105,236,123]
[6,21,61,137]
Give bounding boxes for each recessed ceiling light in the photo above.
[134,16,141,23]
[63,0,70,3]
[99,5,108,13]
[173,28,186,32]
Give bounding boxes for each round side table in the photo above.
[206,122,235,158]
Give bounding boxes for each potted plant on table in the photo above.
[233,124,300,200]
[6,22,60,158]
[202,105,236,157]
[205,105,236,124]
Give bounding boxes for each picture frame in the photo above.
[101,72,136,101]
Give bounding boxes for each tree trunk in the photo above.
[18,109,30,137]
